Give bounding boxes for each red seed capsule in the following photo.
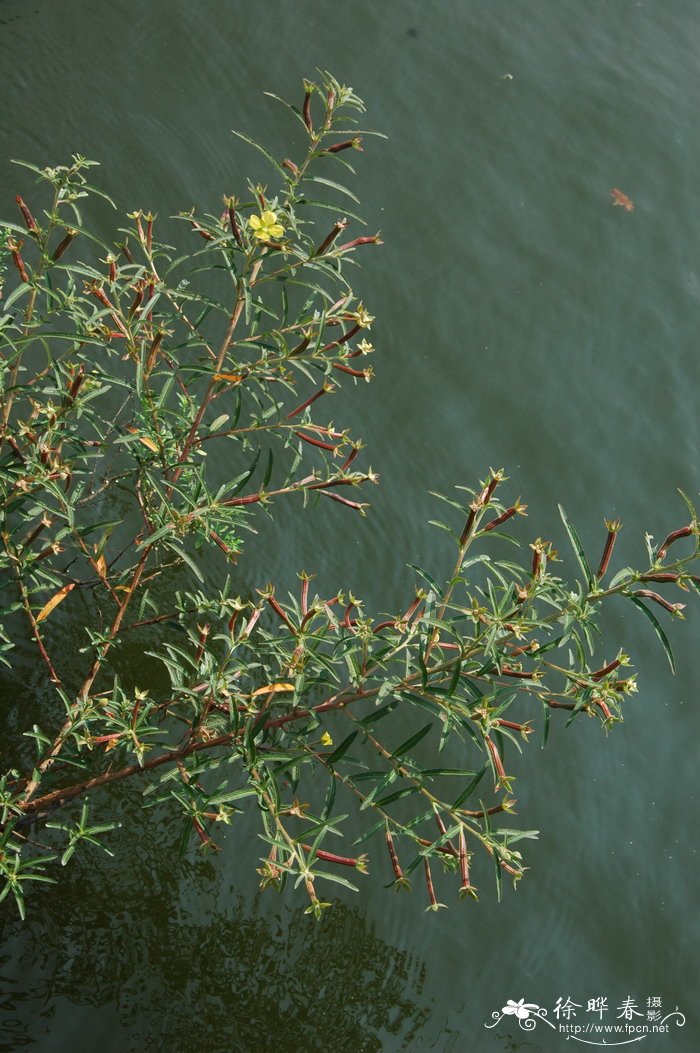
[242,606,263,637]
[484,471,504,503]
[289,330,313,357]
[129,285,144,317]
[303,90,313,133]
[336,235,382,251]
[594,697,613,720]
[300,575,311,616]
[483,502,526,532]
[633,589,685,615]
[266,594,297,633]
[68,365,85,401]
[460,505,478,546]
[385,826,404,883]
[284,383,331,420]
[485,735,507,786]
[499,665,535,679]
[317,490,366,512]
[333,362,369,379]
[9,241,30,284]
[225,492,263,507]
[295,431,337,452]
[320,324,361,355]
[657,524,695,561]
[459,828,471,891]
[314,219,348,257]
[434,811,458,857]
[190,219,214,241]
[340,446,359,472]
[327,137,363,153]
[226,200,243,247]
[52,229,76,261]
[16,196,38,235]
[591,658,622,680]
[424,857,439,909]
[597,518,622,580]
[301,845,362,869]
[146,331,164,375]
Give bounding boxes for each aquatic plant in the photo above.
[1,73,698,919]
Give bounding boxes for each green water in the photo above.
[1,1,699,1050]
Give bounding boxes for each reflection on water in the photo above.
[0,809,427,1053]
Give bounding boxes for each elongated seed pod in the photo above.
[657,525,694,560]
[16,196,38,235]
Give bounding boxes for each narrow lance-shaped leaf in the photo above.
[559,504,594,588]
[627,594,676,673]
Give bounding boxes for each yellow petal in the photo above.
[36,583,75,623]
[261,209,278,225]
[269,224,285,239]
[248,215,261,229]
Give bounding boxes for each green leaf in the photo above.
[326,731,359,766]
[312,870,359,893]
[358,698,399,727]
[446,660,462,698]
[231,130,288,179]
[492,844,504,902]
[164,541,204,583]
[375,786,420,808]
[209,414,230,432]
[392,723,432,758]
[627,595,676,673]
[296,197,367,226]
[451,764,488,809]
[262,92,309,129]
[321,776,336,821]
[353,817,386,846]
[558,505,594,588]
[262,447,274,489]
[305,175,361,205]
[422,768,477,778]
[676,488,698,524]
[541,699,552,747]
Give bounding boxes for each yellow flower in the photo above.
[320,732,333,747]
[249,209,285,242]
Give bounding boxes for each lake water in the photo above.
[1,1,699,1050]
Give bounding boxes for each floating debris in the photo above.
[611,187,635,211]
